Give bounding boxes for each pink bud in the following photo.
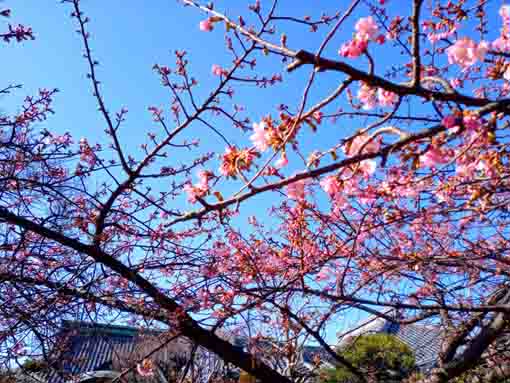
[275,153,288,169]
[441,115,457,130]
[199,19,214,32]
[375,34,386,44]
[211,64,223,76]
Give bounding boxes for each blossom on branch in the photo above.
[286,179,307,201]
[446,38,488,68]
[354,16,379,42]
[420,146,449,168]
[250,121,270,152]
[136,359,154,377]
[199,19,214,32]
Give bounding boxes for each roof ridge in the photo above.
[61,320,161,336]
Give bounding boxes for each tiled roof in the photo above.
[50,320,442,382]
[42,321,324,383]
[302,345,336,366]
[383,321,442,370]
[45,321,146,383]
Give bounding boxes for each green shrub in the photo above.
[21,359,48,373]
[321,333,416,383]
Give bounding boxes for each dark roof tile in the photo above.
[46,321,142,383]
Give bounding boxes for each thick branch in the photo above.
[289,50,507,108]
[419,288,510,383]
[171,96,508,226]
[0,207,292,383]
[411,0,424,87]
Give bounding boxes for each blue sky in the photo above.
[3,1,351,140]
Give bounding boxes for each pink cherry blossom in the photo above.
[211,64,224,76]
[119,198,131,209]
[199,19,213,32]
[492,36,510,53]
[427,24,457,43]
[377,88,398,107]
[500,5,510,23]
[197,170,210,189]
[442,115,459,133]
[355,16,379,42]
[184,183,199,203]
[398,184,419,199]
[136,359,154,377]
[357,83,377,110]
[420,147,449,168]
[312,111,323,124]
[442,115,456,129]
[286,179,306,201]
[446,38,488,68]
[477,41,489,57]
[339,39,368,58]
[339,16,383,59]
[332,193,349,211]
[78,137,97,167]
[358,187,377,205]
[344,133,380,156]
[375,34,386,44]
[250,121,270,152]
[449,78,462,88]
[315,267,330,282]
[184,171,211,203]
[435,188,452,204]
[275,152,288,168]
[462,113,483,131]
[456,161,476,179]
[359,159,377,176]
[320,175,340,195]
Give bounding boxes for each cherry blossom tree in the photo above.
[2,0,510,382]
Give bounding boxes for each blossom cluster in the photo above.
[492,5,510,53]
[184,170,212,203]
[249,116,305,169]
[339,16,385,58]
[357,83,398,110]
[420,111,488,172]
[446,5,510,72]
[446,38,488,69]
[2,24,34,43]
[218,146,257,178]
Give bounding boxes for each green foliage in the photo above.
[21,359,48,373]
[450,367,510,383]
[321,333,416,383]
